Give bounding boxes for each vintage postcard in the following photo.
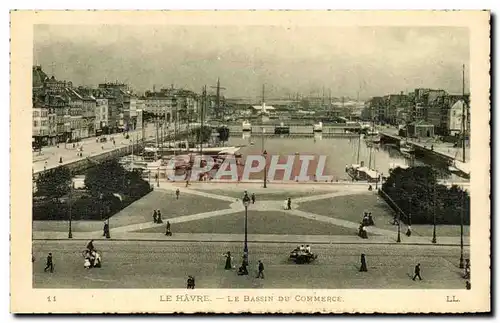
[10,10,490,313]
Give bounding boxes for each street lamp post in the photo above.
[432,182,437,244]
[406,197,412,236]
[106,216,111,239]
[459,191,465,268]
[68,180,73,239]
[242,195,250,266]
[396,212,401,243]
[263,150,268,188]
[157,167,160,187]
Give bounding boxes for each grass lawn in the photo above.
[135,210,356,235]
[191,189,326,201]
[106,190,232,228]
[33,190,233,233]
[298,193,470,237]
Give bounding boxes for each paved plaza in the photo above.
[32,181,470,288]
[33,240,468,289]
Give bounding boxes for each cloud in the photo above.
[34,25,469,99]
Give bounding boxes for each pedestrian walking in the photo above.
[256,260,264,279]
[287,197,292,210]
[152,210,158,224]
[465,281,471,290]
[176,189,180,200]
[102,222,109,237]
[87,239,95,251]
[464,259,470,279]
[187,276,195,289]
[412,263,422,281]
[251,193,256,204]
[406,226,412,237]
[368,213,374,226]
[44,253,54,273]
[165,221,172,236]
[359,253,367,272]
[157,210,163,224]
[224,251,233,270]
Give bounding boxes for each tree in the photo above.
[84,159,128,197]
[382,166,470,225]
[35,166,71,200]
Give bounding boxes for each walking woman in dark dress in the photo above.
[157,210,163,224]
[224,251,232,270]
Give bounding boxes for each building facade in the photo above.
[95,98,109,134]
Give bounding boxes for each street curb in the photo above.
[32,238,470,247]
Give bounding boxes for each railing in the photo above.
[378,188,410,224]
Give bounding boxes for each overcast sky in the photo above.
[34,25,469,100]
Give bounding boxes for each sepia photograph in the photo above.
[10,10,490,313]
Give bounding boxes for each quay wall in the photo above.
[379,132,454,165]
[228,124,361,136]
[33,127,197,180]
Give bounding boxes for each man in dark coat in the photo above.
[176,189,180,200]
[153,210,158,223]
[412,263,422,281]
[165,221,172,236]
[287,198,292,210]
[87,239,95,251]
[251,193,256,204]
[359,254,367,272]
[44,253,54,273]
[103,222,110,238]
[256,260,264,279]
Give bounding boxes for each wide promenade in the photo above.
[378,126,470,162]
[33,240,467,289]
[32,123,194,173]
[33,124,156,173]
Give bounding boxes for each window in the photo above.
[33,121,38,127]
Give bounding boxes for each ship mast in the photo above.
[462,64,466,163]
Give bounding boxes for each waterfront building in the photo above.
[32,103,49,146]
[144,91,174,121]
[95,98,109,134]
[448,99,469,136]
[123,94,138,131]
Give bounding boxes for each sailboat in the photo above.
[345,132,362,179]
[345,134,380,182]
[364,107,381,144]
[399,126,415,155]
